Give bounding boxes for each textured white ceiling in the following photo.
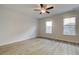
[1,4,79,19]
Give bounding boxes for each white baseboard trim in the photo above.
[0,35,36,46]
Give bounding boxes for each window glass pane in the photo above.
[46,21,52,26]
[64,25,76,35]
[64,17,76,25]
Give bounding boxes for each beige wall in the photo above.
[0,5,37,46]
[38,10,79,43]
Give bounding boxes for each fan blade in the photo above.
[34,9,41,11]
[46,11,50,14]
[40,4,44,8]
[43,4,47,9]
[40,12,42,14]
[46,6,54,10]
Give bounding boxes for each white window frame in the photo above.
[63,17,76,35]
[45,21,52,33]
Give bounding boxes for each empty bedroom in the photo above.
[0,4,79,55]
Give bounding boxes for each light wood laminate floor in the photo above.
[0,38,79,55]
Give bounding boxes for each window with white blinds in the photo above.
[63,17,76,35]
[45,21,52,33]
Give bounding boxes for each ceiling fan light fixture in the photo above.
[41,10,46,13]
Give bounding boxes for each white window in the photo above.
[63,17,76,35]
[45,21,52,33]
